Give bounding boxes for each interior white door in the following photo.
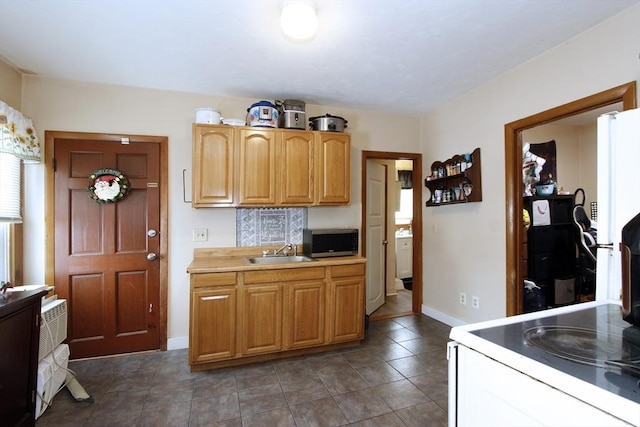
[366,160,386,315]
[596,109,640,301]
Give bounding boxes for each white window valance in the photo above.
[0,100,41,163]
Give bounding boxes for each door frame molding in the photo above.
[44,131,169,350]
[362,150,423,317]
[504,81,636,316]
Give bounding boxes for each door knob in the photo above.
[147,229,157,237]
[147,253,158,261]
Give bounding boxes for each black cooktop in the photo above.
[471,304,640,404]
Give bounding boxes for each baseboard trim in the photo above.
[421,305,466,327]
[167,336,189,350]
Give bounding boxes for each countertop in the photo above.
[449,300,640,425]
[187,247,366,274]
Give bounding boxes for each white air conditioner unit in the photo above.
[35,298,69,419]
[35,343,69,419]
[39,299,67,361]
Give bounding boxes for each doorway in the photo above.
[504,82,636,315]
[362,151,423,320]
[45,131,169,359]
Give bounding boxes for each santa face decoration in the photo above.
[88,169,130,203]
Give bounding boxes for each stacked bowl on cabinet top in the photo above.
[195,100,348,132]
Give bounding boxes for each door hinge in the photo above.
[149,303,153,313]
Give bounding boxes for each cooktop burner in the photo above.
[470,304,640,403]
[524,325,640,374]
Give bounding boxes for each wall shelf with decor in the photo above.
[424,147,482,206]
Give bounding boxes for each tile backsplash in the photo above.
[236,208,307,247]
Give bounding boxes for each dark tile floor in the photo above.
[36,315,450,427]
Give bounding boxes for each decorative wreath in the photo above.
[88,168,130,204]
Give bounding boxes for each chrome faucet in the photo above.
[273,243,293,256]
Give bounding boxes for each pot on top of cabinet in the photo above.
[277,99,306,129]
[247,100,279,128]
[195,108,221,124]
[309,114,348,132]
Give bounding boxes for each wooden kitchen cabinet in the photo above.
[277,130,315,205]
[192,125,351,207]
[241,284,283,355]
[316,132,351,205]
[189,273,237,364]
[284,281,325,348]
[281,267,326,349]
[238,128,276,205]
[192,124,236,207]
[327,264,365,343]
[187,250,366,371]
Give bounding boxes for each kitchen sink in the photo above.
[247,255,315,264]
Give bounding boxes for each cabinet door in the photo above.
[189,287,237,363]
[316,132,351,205]
[242,284,282,355]
[277,130,315,205]
[396,237,413,280]
[327,276,364,343]
[192,124,235,207]
[283,281,325,349]
[239,129,276,205]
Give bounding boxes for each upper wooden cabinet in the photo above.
[192,124,235,207]
[192,124,351,207]
[277,130,315,205]
[316,132,351,205]
[238,129,276,205]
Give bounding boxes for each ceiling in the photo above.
[0,0,637,115]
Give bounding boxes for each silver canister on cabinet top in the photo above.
[278,99,306,129]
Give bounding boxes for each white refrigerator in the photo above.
[596,108,640,302]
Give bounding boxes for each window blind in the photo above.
[0,153,22,223]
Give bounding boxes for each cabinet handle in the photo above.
[201,295,229,301]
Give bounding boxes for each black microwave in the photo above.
[303,228,359,258]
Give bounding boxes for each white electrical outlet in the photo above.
[192,228,208,242]
[459,292,467,305]
[472,296,480,309]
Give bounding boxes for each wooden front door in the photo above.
[51,134,164,359]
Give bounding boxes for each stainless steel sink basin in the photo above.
[247,255,315,264]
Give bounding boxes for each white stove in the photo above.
[448,301,640,426]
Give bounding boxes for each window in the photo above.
[0,153,22,282]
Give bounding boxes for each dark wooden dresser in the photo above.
[0,289,47,427]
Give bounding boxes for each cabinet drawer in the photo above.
[331,263,365,278]
[191,272,237,288]
[244,267,325,284]
[529,227,553,253]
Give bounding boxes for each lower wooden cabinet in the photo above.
[189,262,365,370]
[284,280,325,349]
[189,272,237,364]
[189,287,237,364]
[242,284,283,355]
[327,264,365,343]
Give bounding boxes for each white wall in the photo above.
[420,4,640,324]
[19,78,421,346]
[0,60,22,109]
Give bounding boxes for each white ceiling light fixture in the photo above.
[281,3,318,40]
